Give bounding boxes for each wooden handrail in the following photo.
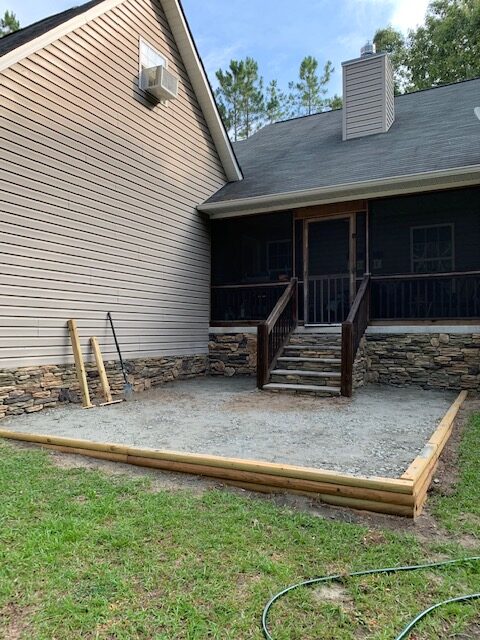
[265,278,297,332]
[341,274,370,397]
[257,278,298,388]
[370,270,480,281]
[212,282,290,290]
[345,274,370,324]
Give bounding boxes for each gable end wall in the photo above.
[0,0,226,370]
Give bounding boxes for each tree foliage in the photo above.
[215,58,264,141]
[0,10,19,37]
[238,57,264,139]
[288,56,334,116]
[215,54,337,139]
[265,80,288,124]
[216,0,480,140]
[407,0,480,90]
[373,26,409,93]
[374,0,480,92]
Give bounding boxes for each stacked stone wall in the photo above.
[366,333,480,391]
[0,355,207,419]
[208,333,257,376]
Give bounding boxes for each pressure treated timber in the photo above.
[67,319,93,409]
[0,390,466,517]
[401,390,468,517]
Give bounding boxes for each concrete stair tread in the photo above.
[272,369,341,378]
[263,383,341,395]
[277,356,341,364]
[285,344,342,351]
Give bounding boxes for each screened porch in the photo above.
[210,187,480,325]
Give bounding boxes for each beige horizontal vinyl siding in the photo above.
[343,56,386,140]
[0,0,227,368]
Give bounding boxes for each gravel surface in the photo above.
[3,378,456,478]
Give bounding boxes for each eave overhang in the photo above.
[198,165,480,219]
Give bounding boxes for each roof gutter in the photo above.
[198,165,480,218]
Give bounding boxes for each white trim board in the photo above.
[0,0,242,183]
[199,165,480,218]
[209,327,258,335]
[0,0,125,73]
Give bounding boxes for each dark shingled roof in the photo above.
[207,77,480,204]
[0,0,105,58]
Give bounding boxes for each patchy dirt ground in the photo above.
[2,377,456,477]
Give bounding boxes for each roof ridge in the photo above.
[265,75,480,129]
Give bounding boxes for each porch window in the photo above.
[267,240,292,278]
[411,224,454,273]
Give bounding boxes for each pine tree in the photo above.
[216,58,264,140]
[325,94,343,110]
[0,10,19,37]
[239,57,264,138]
[215,60,244,142]
[265,80,288,123]
[289,56,334,116]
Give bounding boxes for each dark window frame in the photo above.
[410,223,455,274]
[266,239,292,277]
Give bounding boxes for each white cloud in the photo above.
[198,42,244,83]
[344,0,430,34]
[390,0,430,32]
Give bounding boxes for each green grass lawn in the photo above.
[0,414,479,639]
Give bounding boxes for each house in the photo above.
[0,1,479,418]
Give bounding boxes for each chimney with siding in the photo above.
[342,43,395,141]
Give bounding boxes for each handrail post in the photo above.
[257,322,269,389]
[293,278,298,324]
[341,321,353,397]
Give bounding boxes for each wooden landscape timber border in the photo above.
[0,391,467,518]
[401,389,468,517]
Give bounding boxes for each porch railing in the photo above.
[371,271,480,320]
[307,274,350,324]
[257,278,298,388]
[341,274,370,397]
[211,283,288,324]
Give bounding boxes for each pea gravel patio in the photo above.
[2,377,456,478]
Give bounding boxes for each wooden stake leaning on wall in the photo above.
[67,319,94,409]
[90,337,123,406]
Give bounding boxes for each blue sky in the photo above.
[1,0,430,96]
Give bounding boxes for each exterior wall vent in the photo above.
[141,65,179,101]
[342,49,394,141]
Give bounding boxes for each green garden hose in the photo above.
[261,556,480,639]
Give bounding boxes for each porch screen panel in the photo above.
[307,219,350,324]
[356,212,367,279]
[295,219,304,322]
[210,212,294,322]
[211,212,293,285]
[369,188,480,277]
[369,187,480,320]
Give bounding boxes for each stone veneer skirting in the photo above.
[208,332,257,376]
[207,330,480,392]
[366,332,480,391]
[0,355,208,419]
[1,331,478,418]
[353,336,368,389]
